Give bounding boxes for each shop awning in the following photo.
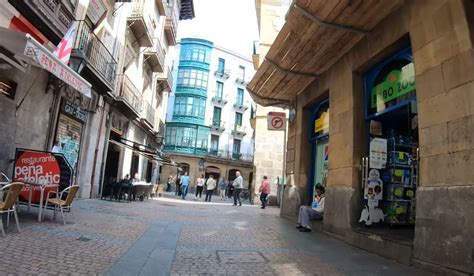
[247,0,403,106]
[206,167,221,174]
[108,137,175,165]
[0,27,92,98]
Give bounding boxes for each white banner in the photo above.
[24,39,92,98]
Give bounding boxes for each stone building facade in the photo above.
[248,0,474,274]
[0,0,194,198]
[251,0,291,205]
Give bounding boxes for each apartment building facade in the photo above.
[0,0,194,198]
[162,38,255,190]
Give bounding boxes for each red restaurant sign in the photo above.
[14,151,61,203]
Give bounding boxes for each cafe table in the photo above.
[23,181,58,222]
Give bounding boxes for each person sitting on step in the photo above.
[296,184,325,232]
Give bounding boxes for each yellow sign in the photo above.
[314,112,329,134]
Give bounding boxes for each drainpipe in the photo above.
[98,107,112,198]
[90,104,106,198]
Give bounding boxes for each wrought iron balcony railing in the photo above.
[116,74,141,116]
[164,5,178,45]
[210,119,225,132]
[128,0,154,47]
[211,93,228,105]
[72,20,117,90]
[157,66,173,92]
[144,38,165,73]
[140,100,155,128]
[214,70,230,79]
[232,125,247,136]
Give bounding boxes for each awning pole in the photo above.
[15,67,44,116]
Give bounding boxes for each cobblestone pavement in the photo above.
[0,192,428,275]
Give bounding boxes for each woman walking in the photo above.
[218,177,226,200]
[205,175,216,202]
[194,174,205,200]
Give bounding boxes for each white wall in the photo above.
[206,46,255,157]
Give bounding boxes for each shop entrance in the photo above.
[359,47,418,240]
[309,99,329,205]
[205,166,220,180]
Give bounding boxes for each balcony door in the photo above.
[233,139,241,158]
[236,88,244,105]
[213,107,222,126]
[216,81,223,98]
[235,112,242,127]
[218,58,225,73]
[210,135,219,155]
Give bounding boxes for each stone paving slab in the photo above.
[0,194,431,275]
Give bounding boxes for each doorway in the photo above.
[309,99,329,205]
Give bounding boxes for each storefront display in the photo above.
[309,100,329,205]
[54,100,87,170]
[360,47,418,227]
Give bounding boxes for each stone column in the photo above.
[411,0,474,273]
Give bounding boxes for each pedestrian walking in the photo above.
[194,174,205,200]
[227,180,234,198]
[175,176,181,196]
[205,175,216,202]
[181,172,190,200]
[218,177,226,200]
[233,171,243,206]
[166,175,172,192]
[259,176,271,209]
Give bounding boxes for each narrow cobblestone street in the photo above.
[0,193,429,275]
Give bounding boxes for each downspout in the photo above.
[90,103,106,198]
[98,105,113,198]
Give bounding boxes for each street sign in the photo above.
[267,112,286,130]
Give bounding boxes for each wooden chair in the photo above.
[0,182,24,237]
[43,185,80,225]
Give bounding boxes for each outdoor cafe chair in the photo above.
[42,185,80,225]
[0,182,24,237]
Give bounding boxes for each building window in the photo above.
[196,126,209,150]
[238,65,245,80]
[180,46,210,63]
[213,107,222,126]
[236,88,244,105]
[218,58,225,73]
[235,112,243,127]
[232,139,241,159]
[210,135,219,155]
[173,95,206,118]
[215,81,224,99]
[165,125,210,151]
[177,68,209,90]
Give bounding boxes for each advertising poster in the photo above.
[369,138,387,169]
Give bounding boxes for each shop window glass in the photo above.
[365,48,416,117]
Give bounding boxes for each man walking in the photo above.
[233,171,243,206]
[205,175,216,202]
[181,172,190,200]
[259,176,271,209]
[218,177,226,200]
